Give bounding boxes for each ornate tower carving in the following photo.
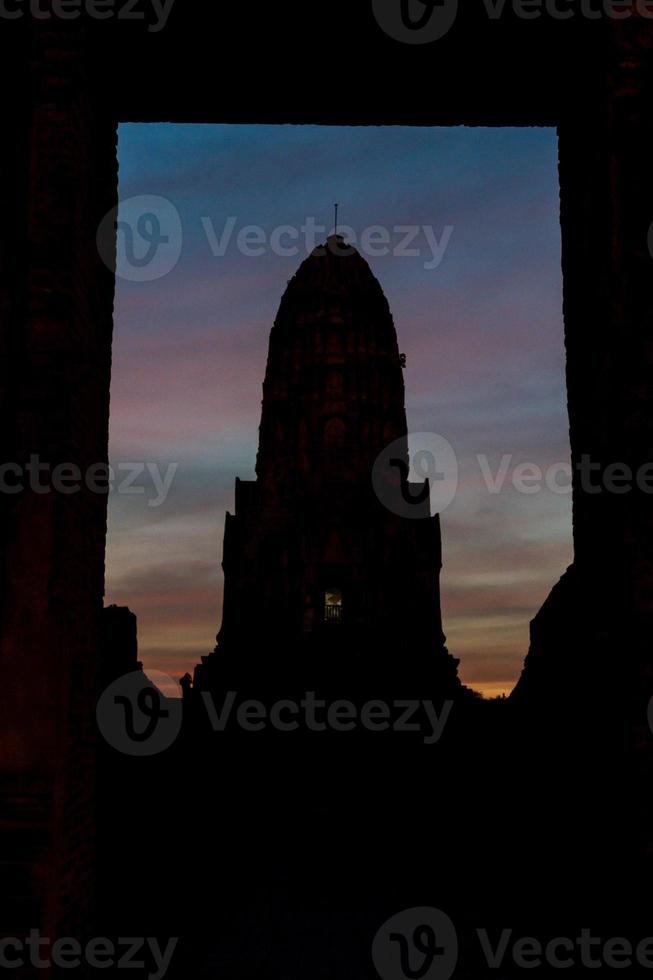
[194,237,460,693]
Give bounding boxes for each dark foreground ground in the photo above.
[96,685,649,979]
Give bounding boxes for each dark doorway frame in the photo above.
[2,5,652,940]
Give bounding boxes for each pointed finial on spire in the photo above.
[334,203,339,237]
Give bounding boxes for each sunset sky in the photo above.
[105,123,572,699]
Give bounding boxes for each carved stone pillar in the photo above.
[0,18,118,941]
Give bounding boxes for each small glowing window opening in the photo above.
[324,587,343,624]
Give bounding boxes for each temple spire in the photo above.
[192,234,460,703]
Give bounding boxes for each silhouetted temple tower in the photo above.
[194,236,460,692]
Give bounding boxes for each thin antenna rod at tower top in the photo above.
[334,203,339,236]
